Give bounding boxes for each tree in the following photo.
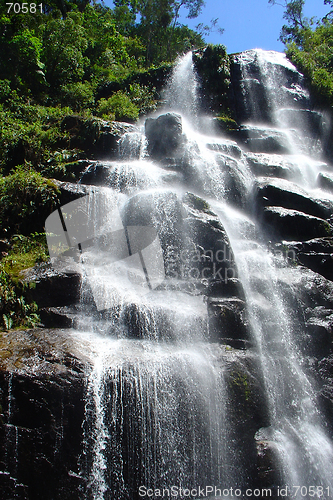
[113,0,205,63]
[270,0,333,107]
[268,0,312,46]
[41,12,89,90]
[42,0,91,18]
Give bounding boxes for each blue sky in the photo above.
[100,0,330,54]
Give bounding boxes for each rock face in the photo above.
[145,113,183,159]
[0,329,89,500]
[3,50,333,497]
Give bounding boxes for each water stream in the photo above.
[50,50,333,498]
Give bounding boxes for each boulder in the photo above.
[277,237,333,281]
[0,329,89,500]
[255,177,333,219]
[61,116,137,158]
[318,172,333,193]
[239,126,290,154]
[39,307,78,328]
[79,161,111,186]
[216,154,249,208]
[246,153,299,179]
[206,139,242,159]
[23,264,82,309]
[145,113,183,159]
[53,180,89,207]
[262,206,332,241]
[183,203,237,282]
[207,297,250,348]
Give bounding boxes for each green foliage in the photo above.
[269,0,312,46]
[0,266,40,331]
[0,166,60,236]
[113,0,205,63]
[0,95,73,171]
[127,83,157,114]
[96,92,139,121]
[41,13,89,90]
[60,82,95,111]
[286,19,333,107]
[2,233,48,281]
[193,44,231,114]
[271,1,333,108]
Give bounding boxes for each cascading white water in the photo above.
[162,51,199,121]
[66,50,333,498]
[219,49,333,495]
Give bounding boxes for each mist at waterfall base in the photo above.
[48,51,333,498]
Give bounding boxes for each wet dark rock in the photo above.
[246,153,298,179]
[216,154,248,208]
[318,355,333,431]
[207,297,250,348]
[54,180,89,206]
[145,113,183,159]
[277,108,326,133]
[61,116,137,158]
[230,49,309,124]
[262,206,332,241]
[96,121,138,157]
[256,177,333,219]
[276,266,333,356]
[254,434,283,492]
[222,351,269,484]
[206,278,245,300]
[304,306,333,357]
[206,140,242,159]
[292,267,333,310]
[183,204,237,282]
[230,54,272,124]
[0,329,89,500]
[318,172,333,193]
[39,307,77,328]
[23,264,82,309]
[235,126,290,154]
[277,237,333,281]
[79,161,111,186]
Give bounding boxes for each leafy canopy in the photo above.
[270,0,333,107]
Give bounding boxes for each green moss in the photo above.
[230,371,251,402]
[2,233,48,283]
[0,233,47,330]
[0,166,60,237]
[323,221,332,235]
[215,114,239,132]
[183,192,212,213]
[0,265,40,331]
[192,44,232,115]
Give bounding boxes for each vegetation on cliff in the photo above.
[269,0,333,107]
[0,0,225,329]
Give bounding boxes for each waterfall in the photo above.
[47,50,333,498]
[162,51,199,121]
[228,49,333,493]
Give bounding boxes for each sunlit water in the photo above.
[66,50,333,498]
